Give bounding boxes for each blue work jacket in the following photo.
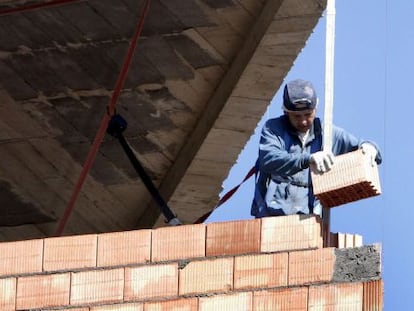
[251,115,382,218]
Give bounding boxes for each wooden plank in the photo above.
[165,34,219,69]
[261,30,314,46]
[218,96,268,117]
[215,113,262,132]
[0,224,46,242]
[233,62,287,100]
[0,61,37,100]
[50,95,107,141]
[106,41,165,87]
[39,49,99,91]
[236,0,266,18]
[165,80,206,115]
[140,36,194,80]
[203,0,235,9]
[196,25,243,62]
[0,142,66,217]
[276,0,324,17]
[182,29,228,65]
[196,142,245,163]
[190,158,234,178]
[5,53,67,96]
[23,7,84,45]
[0,178,54,227]
[128,0,185,36]
[216,5,254,35]
[160,0,212,28]
[31,138,136,231]
[214,96,269,133]
[0,14,49,50]
[88,0,136,37]
[269,15,322,33]
[0,91,48,140]
[56,1,121,41]
[204,128,251,149]
[68,43,120,89]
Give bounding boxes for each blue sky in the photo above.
[207,1,411,309]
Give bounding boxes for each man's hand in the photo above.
[310,150,335,173]
[361,143,378,166]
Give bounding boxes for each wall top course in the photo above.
[0,216,383,310]
[0,215,381,277]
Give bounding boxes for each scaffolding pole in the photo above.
[323,0,336,247]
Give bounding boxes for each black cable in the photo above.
[107,114,177,223]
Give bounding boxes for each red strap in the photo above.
[0,0,85,16]
[194,165,256,224]
[55,0,151,236]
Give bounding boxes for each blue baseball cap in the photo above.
[283,79,318,112]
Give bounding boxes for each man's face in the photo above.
[286,109,316,133]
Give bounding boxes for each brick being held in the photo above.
[311,149,382,208]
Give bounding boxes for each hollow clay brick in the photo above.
[311,149,381,208]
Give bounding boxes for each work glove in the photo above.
[361,143,377,166]
[310,150,335,173]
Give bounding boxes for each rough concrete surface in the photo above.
[334,244,382,282]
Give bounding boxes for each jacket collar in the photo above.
[282,115,322,144]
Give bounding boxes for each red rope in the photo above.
[0,0,85,16]
[55,0,151,236]
[194,165,256,224]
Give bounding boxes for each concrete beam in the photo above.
[136,0,285,227]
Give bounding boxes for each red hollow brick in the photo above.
[16,273,70,310]
[125,263,179,301]
[144,297,198,311]
[199,292,252,311]
[49,308,89,311]
[308,282,363,310]
[234,252,288,290]
[91,302,143,310]
[253,287,308,310]
[43,234,97,272]
[151,224,206,262]
[0,239,43,276]
[363,280,383,311]
[288,248,335,286]
[335,233,364,249]
[206,219,261,256]
[70,268,124,305]
[179,257,233,296]
[97,229,151,267]
[0,278,16,311]
[311,149,381,208]
[261,215,323,252]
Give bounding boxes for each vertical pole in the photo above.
[323,0,336,247]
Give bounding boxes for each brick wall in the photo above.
[0,215,383,310]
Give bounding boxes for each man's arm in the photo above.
[332,126,382,164]
[258,120,310,175]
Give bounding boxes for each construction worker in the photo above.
[251,79,382,218]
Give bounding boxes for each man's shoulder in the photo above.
[265,115,286,127]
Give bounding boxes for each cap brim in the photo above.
[282,105,316,113]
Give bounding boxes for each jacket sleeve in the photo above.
[331,125,361,155]
[258,120,310,176]
[332,126,382,164]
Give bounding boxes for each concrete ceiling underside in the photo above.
[0,0,326,241]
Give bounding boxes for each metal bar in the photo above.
[323,0,336,247]
[324,0,336,152]
[117,134,177,223]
